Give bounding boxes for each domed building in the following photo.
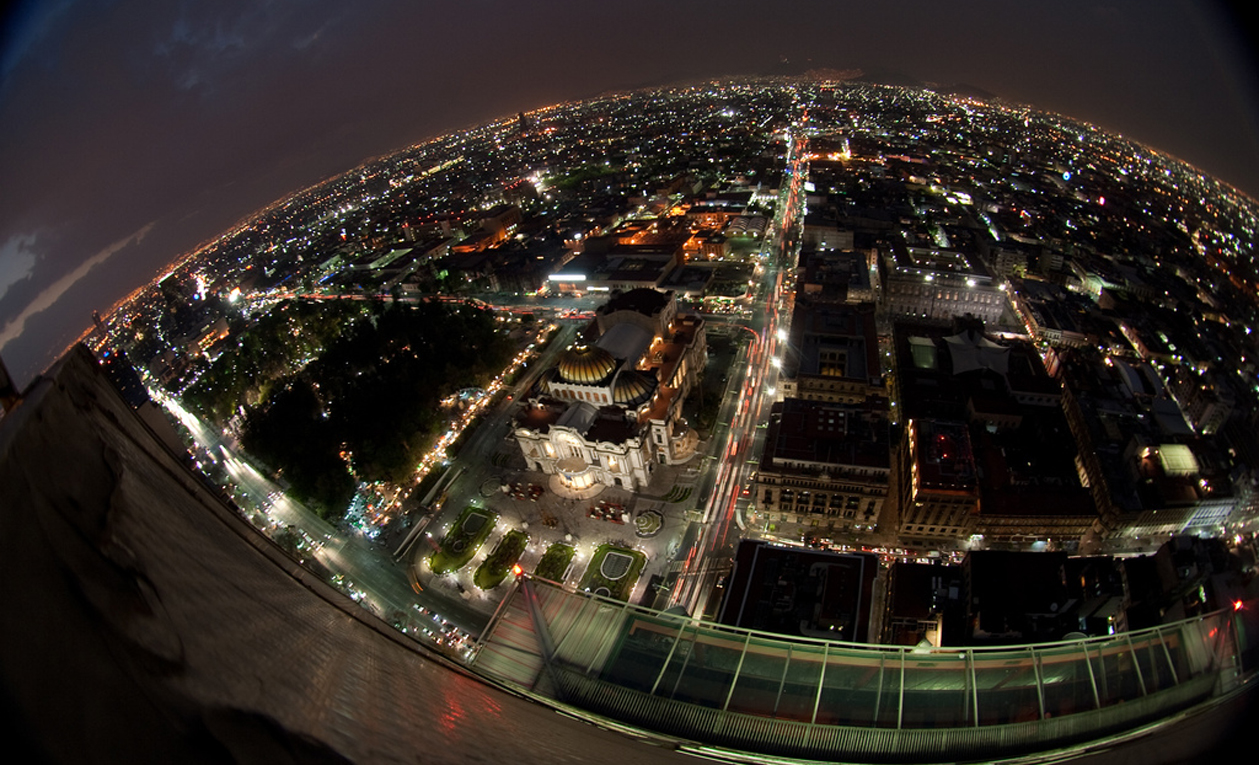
[556,345,617,386]
[514,289,705,493]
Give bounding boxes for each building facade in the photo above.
[753,398,891,536]
[880,245,1007,324]
[514,289,705,492]
[897,418,980,544]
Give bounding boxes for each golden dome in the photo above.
[557,345,617,384]
[612,370,655,405]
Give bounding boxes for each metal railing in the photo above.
[472,577,1256,761]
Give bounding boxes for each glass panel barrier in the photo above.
[815,646,889,726]
[899,652,971,728]
[1132,631,1170,693]
[725,637,789,715]
[672,625,746,707]
[1093,640,1145,706]
[775,644,825,721]
[973,653,1042,725]
[1038,644,1099,718]
[473,579,1255,760]
[599,614,678,692]
[1178,613,1229,678]
[873,651,902,728]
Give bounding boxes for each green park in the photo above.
[473,529,528,589]
[577,544,647,601]
[533,542,575,582]
[430,506,498,574]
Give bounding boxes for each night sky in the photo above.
[1,0,1256,385]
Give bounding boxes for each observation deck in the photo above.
[474,576,1258,762]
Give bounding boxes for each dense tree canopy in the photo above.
[185,300,366,424]
[237,300,514,518]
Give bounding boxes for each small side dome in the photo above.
[612,370,656,406]
[538,367,558,394]
[557,345,617,384]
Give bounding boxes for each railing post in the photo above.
[650,619,691,696]
[874,652,885,724]
[551,592,595,658]
[1031,648,1046,720]
[898,649,906,729]
[518,577,565,697]
[968,649,979,727]
[670,629,698,700]
[1081,642,1101,710]
[722,631,753,711]
[1156,626,1179,686]
[810,643,829,725]
[584,597,632,676]
[1098,642,1111,701]
[1229,609,1245,684]
[470,575,521,662]
[772,644,792,715]
[1125,635,1147,696]
[1210,611,1231,673]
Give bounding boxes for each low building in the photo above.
[546,239,684,294]
[1056,346,1243,541]
[779,302,884,404]
[881,561,963,647]
[1167,365,1236,436]
[753,398,891,537]
[880,242,1007,324]
[1010,278,1091,348]
[893,319,1089,546]
[970,409,1097,548]
[897,419,980,545]
[1123,536,1249,629]
[801,214,854,251]
[962,551,1072,645]
[717,540,879,642]
[797,250,876,305]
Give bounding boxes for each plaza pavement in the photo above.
[413,440,705,621]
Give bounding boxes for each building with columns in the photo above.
[514,289,705,493]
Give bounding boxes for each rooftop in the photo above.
[761,398,891,473]
[600,287,673,317]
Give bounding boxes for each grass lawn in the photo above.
[533,542,575,582]
[577,544,647,601]
[429,506,497,574]
[473,529,528,589]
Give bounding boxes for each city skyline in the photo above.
[2,0,1259,385]
[3,73,1258,762]
[86,78,1259,599]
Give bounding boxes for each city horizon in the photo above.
[3,0,1258,386]
[3,62,1259,764]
